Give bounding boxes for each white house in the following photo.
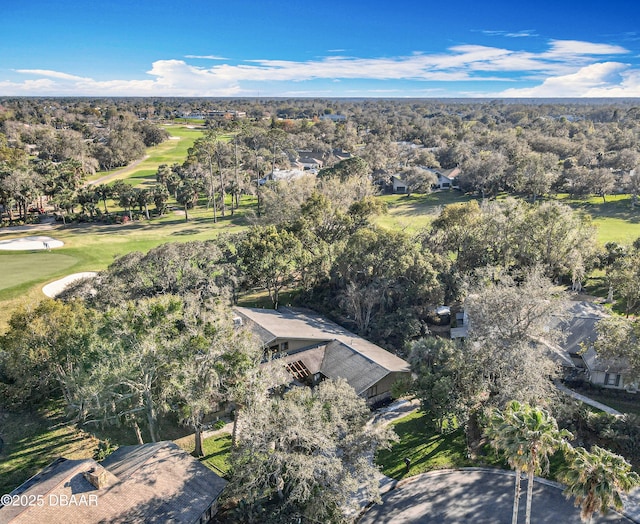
[428,167,461,189]
[259,168,308,185]
[391,175,408,193]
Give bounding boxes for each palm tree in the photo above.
[94,184,113,214]
[486,401,529,524]
[486,401,572,524]
[560,445,640,523]
[518,404,572,524]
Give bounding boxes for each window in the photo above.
[366,385,378,398]
[281,341,289,351]
[604,373,621,387]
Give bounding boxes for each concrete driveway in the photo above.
[359,468,635,523]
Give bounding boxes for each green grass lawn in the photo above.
[0,253,79,294]
[85,125,203,185]
[200,433,232,477]
[376,410,472,480]
[553,193,640,245]
[175,432,232,478]
[0,401,100,495]
[375,191,473,232]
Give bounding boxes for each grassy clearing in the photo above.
[375,191,473,232]
[553,193,640,245]
[0,401,100,494]
[200,434,233,477]
[376,410,472,480]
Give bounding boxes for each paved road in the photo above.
[359,469,635,523]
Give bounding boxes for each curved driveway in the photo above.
[359,468,634,523]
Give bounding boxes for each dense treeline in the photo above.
[0,100,169,222]
[2,97,640,226]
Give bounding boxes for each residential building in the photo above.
[0,442,227,524]
[258,168,308,185]
[234,306,411,405]
[428,167,461,189]
[391,174,408,193]
[554,301,636,391]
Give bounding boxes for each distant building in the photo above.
[391,174,408,194]
[319,114,347,122]
[259,168,309,185]
[0,442,227,524]
[235,306,411,405]
[180,110,246,120]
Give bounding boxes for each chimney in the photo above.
[83,465,112,489]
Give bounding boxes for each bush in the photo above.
[94,439,117,461]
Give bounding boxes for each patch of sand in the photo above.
[42,272,98,298]
[0,236,64,251]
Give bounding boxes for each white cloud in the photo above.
[496,62,640,97]
[15,69,92,81]
[1,39,637,97]
[184,55,228,60]
[545,40,628,57]
[481,29,538,38]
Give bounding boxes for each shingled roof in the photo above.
[235,306,410,397]
[0,442,226,524]
[235,306,410,373]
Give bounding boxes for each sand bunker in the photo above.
[0,236,64,251]
[42,272,98,298]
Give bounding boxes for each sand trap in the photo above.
[0,236,64,251]
[169,136,181,140]
[42,272,98,298]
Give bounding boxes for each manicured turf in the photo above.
[376,410,472,480]
[0,253,79,294]
[85,125,203,185]
[553,193,640,245]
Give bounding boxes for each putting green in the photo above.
[0,253,79,293]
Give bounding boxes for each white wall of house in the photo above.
[392,177,407,193]
[589,370,626,390]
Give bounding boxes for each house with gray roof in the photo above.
[554,301,635,391]
[234,306,411,405]
[0,442,226,524]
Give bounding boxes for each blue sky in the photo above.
[1,0,639,97]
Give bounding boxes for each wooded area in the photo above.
[2,97,640,523]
